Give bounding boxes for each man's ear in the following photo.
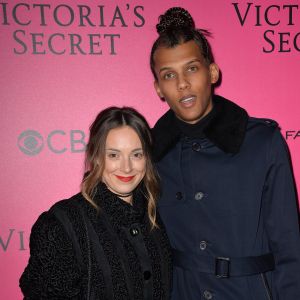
[209,63,219,84]
[154,81,165,100]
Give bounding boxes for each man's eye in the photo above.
[163,72,176,80]
[188,65,198,72]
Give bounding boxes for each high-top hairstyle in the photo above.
[81,107,159,228]
[150,7,214,80]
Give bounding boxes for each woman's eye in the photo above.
[107,153,119,159]
[133,152,144,159]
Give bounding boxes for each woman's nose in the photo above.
[120,157,132,173]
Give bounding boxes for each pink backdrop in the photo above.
[1,1,299,298]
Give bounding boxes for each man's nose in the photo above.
[177,74,190,91]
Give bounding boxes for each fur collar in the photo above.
[152,95,249,161]
[93,182,147,227]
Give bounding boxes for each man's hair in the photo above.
[150,7,214,80]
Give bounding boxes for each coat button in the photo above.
[143,270,152,280]
[192,142,201,152]
[195,192,204,200]
[203,290,213,299]
[176,192,183,200]
[199,241,207,251]
[130,228,139,236]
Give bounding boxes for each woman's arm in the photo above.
[20,210,82,299]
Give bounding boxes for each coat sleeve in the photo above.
[19,211,82,299]
[263,128,300,299]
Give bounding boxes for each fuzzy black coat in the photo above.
[20,183,172,299]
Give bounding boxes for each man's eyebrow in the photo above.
[158,66,172,74]
[187,59,202,64]
[158,59,202,74]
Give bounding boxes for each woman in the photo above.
[20,107,172,299]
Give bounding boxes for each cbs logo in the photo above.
[18,129,86,156]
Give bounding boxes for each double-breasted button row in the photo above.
[199,240,207,251]
[195,192,204,200]
[203,290,213,299]
[176,192,183,200]
[192,142,202,152]
[175,192,205,200]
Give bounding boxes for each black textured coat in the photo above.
[20,183,172,299]
[152,95,300,300]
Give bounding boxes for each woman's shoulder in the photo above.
[30,193,86,239]
[50,192,85,211]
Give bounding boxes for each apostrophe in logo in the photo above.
[18,130,44,156]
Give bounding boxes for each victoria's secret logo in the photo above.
[0,2,145,55]
[232,2,300,53]
[0,229,26,252]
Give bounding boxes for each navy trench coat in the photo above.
[153,95,300,300]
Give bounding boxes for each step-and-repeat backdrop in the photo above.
[1,0,299,298]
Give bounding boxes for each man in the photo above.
[151,7,300,300]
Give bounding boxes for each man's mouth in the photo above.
[179,95,196,105]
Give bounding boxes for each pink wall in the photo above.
[1,0,299,298]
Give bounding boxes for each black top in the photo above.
[20,183,172,299]
[175,104,216,138]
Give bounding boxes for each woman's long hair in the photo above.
[81,106,160,228]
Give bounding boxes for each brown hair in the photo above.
[81,106,159,228]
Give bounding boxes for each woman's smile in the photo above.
[115,175,135,182]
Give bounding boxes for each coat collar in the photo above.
[93,182,147,227]
[152,95,249,161]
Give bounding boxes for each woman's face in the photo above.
[102,126,146,203]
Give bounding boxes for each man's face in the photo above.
[153,40,219,124]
